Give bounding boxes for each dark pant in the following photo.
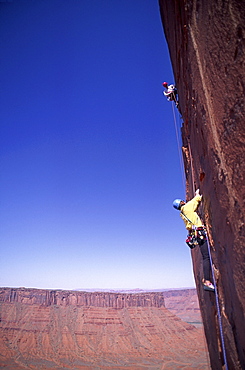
[199,240,211,281]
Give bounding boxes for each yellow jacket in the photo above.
[180,194,203,230]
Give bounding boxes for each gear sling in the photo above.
[180,210,206,249]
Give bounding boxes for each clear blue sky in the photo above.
[0,0,194,291]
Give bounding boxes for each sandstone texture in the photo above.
[0,287,209,369]
[159,0,245,369]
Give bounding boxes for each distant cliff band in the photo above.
[0,288,165,308]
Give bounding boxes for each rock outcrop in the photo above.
[0,288,209,369]
[159,1,245,369]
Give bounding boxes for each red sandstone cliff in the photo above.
[0,287,165,308]
[159,1,245,369]
[0,288,208,369]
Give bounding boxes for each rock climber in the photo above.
[173,189,215,292]
[162,82,178,107]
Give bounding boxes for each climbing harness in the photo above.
[170,93,229,370]
[181,211,206,248]
[185,227,206,248]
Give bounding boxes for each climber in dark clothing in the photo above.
[173,189,215,292]
[162,82,179,107]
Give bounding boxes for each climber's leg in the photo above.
[199,240,211,281]
[199,240,215,291]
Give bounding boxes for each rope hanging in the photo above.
[205,231,228,370]
[170,100,229,370]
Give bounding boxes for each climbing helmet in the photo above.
[173,199,183,210]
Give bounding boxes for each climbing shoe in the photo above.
[203,281,215,292]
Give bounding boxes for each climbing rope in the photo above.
[170,99,229,370]
[187,146,229,370]
[205,231,228,370]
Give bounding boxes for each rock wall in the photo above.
[0,287,165,309]
[159,1,245,369]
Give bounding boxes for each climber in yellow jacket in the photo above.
[173,189,215,292]
[179,190,203,229]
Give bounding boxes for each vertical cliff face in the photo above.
[159,0,245,369]
[0,288,165,308]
